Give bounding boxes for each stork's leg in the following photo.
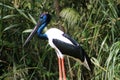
[61,58,66,80]
[58,57,62,80]
[56,50,66,80]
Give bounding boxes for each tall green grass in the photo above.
[0,0,120,80]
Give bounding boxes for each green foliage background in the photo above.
[0,0,120,80]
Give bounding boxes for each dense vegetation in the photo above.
[0,0,120,80]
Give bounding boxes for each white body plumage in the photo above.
[45,28,74,58]
[45,28,91,70]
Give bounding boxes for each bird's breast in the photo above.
[45,28,74,48]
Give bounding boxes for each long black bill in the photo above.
[23,21,41,47]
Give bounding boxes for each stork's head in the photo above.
[39,12,51,24]
[23,12,51,46]
[36,12,51,28]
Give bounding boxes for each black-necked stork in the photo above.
[23,12,92,80]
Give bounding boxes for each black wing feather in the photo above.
[63,33,79,46]
[53,38,85,62]
[53,33,92,70]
